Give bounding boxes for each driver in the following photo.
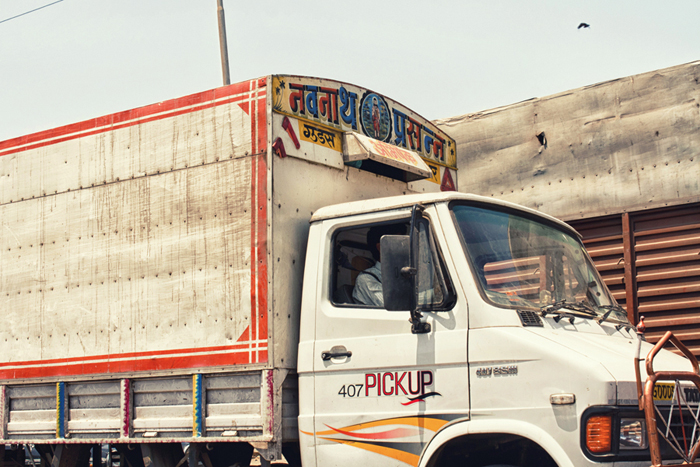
[353,224,405,307]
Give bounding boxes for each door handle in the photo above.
[322,346,352,361]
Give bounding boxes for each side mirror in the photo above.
[381,235,414,311]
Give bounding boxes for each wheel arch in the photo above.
[417,418,575,467]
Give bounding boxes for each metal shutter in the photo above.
[632,206,700,354]
[568,216,629,318]
[570,203,700,356]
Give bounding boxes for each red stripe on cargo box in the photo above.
[247,78,269,365]
[0,349,265,380]
[250,155,257,358]
[0,79,258,158]
[256,155,269,356]
[256,88,269,356]
[0,342,267,379]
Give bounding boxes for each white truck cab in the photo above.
[298,192,689,467]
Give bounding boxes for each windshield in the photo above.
[451,203,628,322]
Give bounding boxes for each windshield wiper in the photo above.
[566,300,598,316]
[597,304,627,325]
[540,299,597,324]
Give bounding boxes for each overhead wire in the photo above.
[0,0,64,25]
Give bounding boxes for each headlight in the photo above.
[582,408,651,462]
[619,418,647,450]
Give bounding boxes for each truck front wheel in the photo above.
[426,433,557,467]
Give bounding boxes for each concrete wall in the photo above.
[434,60,700,221]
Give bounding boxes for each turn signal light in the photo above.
[586,415,612,453]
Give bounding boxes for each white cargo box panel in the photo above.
[0,78,271,381]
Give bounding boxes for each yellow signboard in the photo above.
[653,382,675,401]
[271,75,457,171]
[299,122,341,151]
[425,161,441,185]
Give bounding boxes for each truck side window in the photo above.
[331,222,408,308]
[331,219,454,310]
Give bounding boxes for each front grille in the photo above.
[654,403,700,460]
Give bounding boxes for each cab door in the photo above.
[310,208,469,467]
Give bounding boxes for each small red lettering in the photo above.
[370,140,416,165]
[422,371,433,394]
[365,373,376,397]
[383,372,394,396]
[395,372,407,395]
[408,371,421,395]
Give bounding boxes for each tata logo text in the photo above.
[476,366,518,377]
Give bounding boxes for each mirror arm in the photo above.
[408,204,430,334]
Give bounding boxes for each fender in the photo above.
[417,418,576,467]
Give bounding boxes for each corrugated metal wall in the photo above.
[569,203,700,355]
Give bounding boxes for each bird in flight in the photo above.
[578,23,590,29]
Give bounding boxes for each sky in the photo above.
[1,0,699,142]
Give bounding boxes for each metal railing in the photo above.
[636,329,700,466]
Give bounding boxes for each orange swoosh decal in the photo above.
[325,424,419,440]
[314,416,449,436]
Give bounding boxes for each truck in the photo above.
[0,75,697,467]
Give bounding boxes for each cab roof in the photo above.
[310,192,581,238]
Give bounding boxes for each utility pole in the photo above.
[216,0,231,86]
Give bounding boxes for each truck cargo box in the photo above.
[0,75,455,447]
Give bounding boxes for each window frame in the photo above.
[448,200,618,315]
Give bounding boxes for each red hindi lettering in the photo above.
[289,83,305,114]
